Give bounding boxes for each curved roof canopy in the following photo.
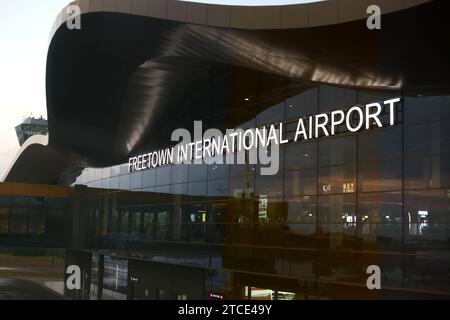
[4,0,450,184]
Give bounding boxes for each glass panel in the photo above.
[142,169,156,188]
[256,102,285,126]
[110,165,120,177]
[257,197,284,227]
[118,210,129,237]
[188,181,207,197]
[110,177,119,189]
[319,136,355,166]
[285,87,318,120]
[10,208,28,234]
[171,164,188,184]
[207,202,227,243]
[0,208,9,234]
[357,90,399,105]
[94,168,102,181]
[119,174,130,190]
[358,160,402,192]
[0,196,10,207]
[358,127,402,161]
[46,209,64,236]
[405,155,450,189]
[319,85,356,112]
[103,256,128,298]
[358,192,403,245]
[28,208,46,235]
[171,183,187,195]
[230,164,255,177]
[319,165,356,195]
[130,210,141,239]
[156,288,167,300]
[101,179,110,189]
[207,162,229,180]
[229,175,254,198]
[404,189,450,241]
[207,179,229,197]
[404,95,450,125]
[188,163,207,182]
[405,122,450,157]
[184,203,208,242]
[119,163,129,175]
[102,167,111,179]
[156,167,171,186]
[403,189,450,294]
[130,171,143,190]
[285,141,317,170]
[87,169,94,183]
[284,168,317,196]
[155,185,170,194]
[318,194,357,242]
[286,196,317,236]
[143,211,155,240]
[155,211,169,241]
[255,171,283,197]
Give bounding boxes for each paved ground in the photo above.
[0,278,63,300]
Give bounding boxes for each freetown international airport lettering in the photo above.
[129,97,400,173]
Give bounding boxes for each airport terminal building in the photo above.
[1,0,450,299]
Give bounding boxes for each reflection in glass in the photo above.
[142,169,156,188]
[358,128,402,161]
[130,171,143,190]
[0,208,9,234]
[119,174,130,190]
[285,142,316,170]
[286,196,317,236]
[405,122,450,157]
[156,167,171,186]
[358,192,402,245]
[103,256,128,300]
[188,163,207,182]
[404,96,450,125]
[318,194,356,245]
[285,87,318,120]
[207,179,228,197]
[171,165,188,184]
[405,155,450,189]
[188,181,207,197]
[255,171,283,197]
[358,160,402,192]
[319,136,355,166]
[284,168,317,196]
[28,208,46,235]
[319,85,356,112]
[405,190,450,241]
[319,165,355,195]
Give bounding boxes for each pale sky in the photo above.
[0,0,321,178]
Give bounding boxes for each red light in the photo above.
[220,295,223,300]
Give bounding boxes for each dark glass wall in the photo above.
[71,82,450,299]
[0,195,68,247]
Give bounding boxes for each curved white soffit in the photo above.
[1,135,49,182]
[51,0,431,38]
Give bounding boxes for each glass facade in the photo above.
[65,84,450,299]
[0,195,68,247]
